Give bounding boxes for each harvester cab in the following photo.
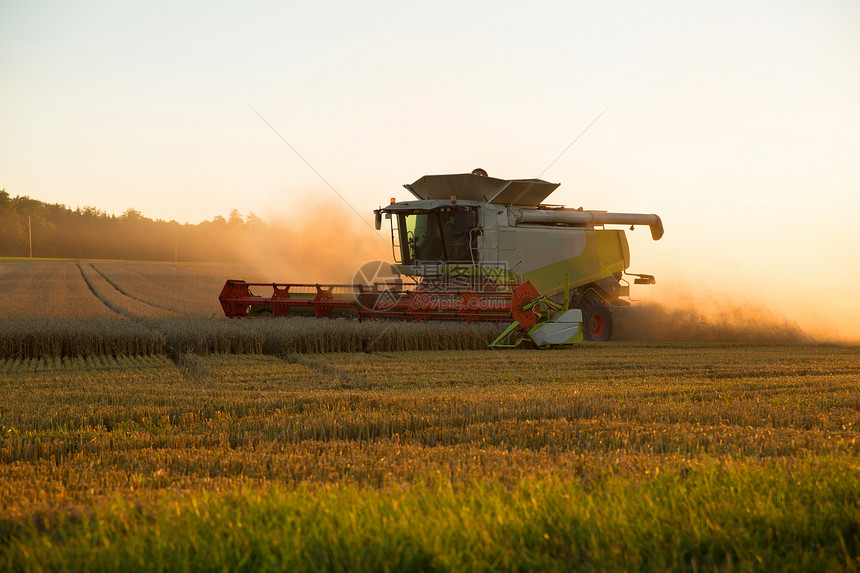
[219,169,663,346]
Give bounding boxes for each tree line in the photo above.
[0,189,264,261]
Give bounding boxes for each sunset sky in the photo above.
[2,0,859,339]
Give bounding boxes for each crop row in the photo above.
[0,318,164,360]
[0,316,505,360]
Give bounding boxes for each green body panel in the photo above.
[517,230,629,294]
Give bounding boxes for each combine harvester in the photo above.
[219,169,663,348]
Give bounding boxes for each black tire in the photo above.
[580,298,613,341]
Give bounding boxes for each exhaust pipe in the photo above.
[514,209,664,240]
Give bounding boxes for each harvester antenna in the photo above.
[252,108,385,240]
[537,106,609,179]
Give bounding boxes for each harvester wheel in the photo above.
[581,299,613,341]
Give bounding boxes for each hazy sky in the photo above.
[2,0,859,338]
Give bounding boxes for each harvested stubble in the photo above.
[0,318,164,359]
[2,345,856,477]
[88,263,182,316]
[0,260,271,320]
[0,354,170,375]
[76,262,180,320]
[0,260,117,319]
[90,261,262,317]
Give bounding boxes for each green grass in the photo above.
[4,460,858,572]
[1,344,858,570]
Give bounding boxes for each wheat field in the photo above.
[1,259,858,570]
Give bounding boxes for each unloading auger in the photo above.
[219,169,664,346]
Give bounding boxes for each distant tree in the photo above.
[0,190,25,254]
[121,208,144,221]
[228,209,245,228]
[245,212,265,229]
[0,191,257,261]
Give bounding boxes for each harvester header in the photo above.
[220,169,663,346]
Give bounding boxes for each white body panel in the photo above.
[529,309,583,346]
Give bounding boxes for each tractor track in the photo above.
[89,263,181,315]
[75,262,129,320]
[76,262,181,320]
[75,262,212,376]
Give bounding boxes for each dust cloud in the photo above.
[225,203,390,284]
[612,290,815,344]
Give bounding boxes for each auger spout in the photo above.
[513,209,664,240]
